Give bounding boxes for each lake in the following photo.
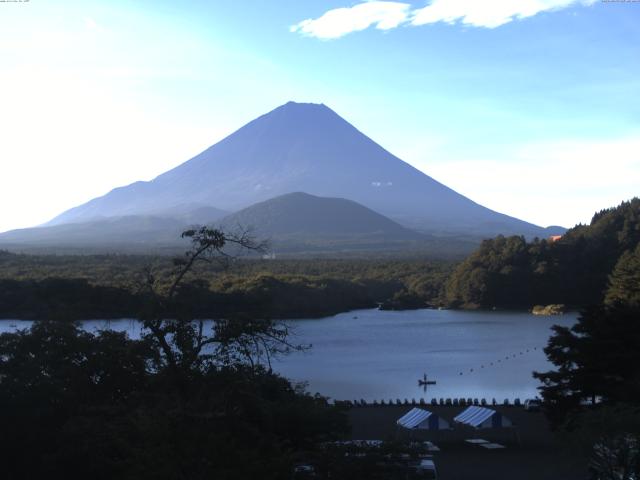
[276,309,576,402]
[0,308,576,402]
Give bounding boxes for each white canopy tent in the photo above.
[453,406,513,429]
[396,408,451,430]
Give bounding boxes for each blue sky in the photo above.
[1,0,638,232]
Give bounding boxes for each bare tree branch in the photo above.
[138,225,283,392]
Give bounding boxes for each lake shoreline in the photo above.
[0,305,576,322]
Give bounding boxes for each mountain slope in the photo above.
[47,102,551,237]
[0,216,190,251]
[0,203,229,252]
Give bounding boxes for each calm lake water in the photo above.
[276,309,576,402]
[0,309,576,402]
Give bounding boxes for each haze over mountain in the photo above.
[46,102,555,238]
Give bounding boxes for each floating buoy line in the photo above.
[456,346,541,376]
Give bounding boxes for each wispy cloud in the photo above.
[291,0,596,39]
[290,1,411,40]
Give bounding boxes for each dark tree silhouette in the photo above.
[534,304,640,428]
[0,227,348,480]
[136,226,307,390]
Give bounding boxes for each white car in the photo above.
[524,399,542,411]
[415,459,438,479]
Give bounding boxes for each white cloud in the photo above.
[290,1,411,40]
[412,0,597,28]
[291,0,596,38]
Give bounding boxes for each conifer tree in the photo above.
[605,244,640,308]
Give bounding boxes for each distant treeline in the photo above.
[445,198,640,309]
[0,253,453,320]
[0,278,140,320]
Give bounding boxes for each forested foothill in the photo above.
[445,198,640,310]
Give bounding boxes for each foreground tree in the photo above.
[136,226,305,383]
[0,226,348,480]
[556,404,640,480]
[534,304,640,427]
[535,295,640,478]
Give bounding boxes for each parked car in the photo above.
[414,459,438,478]
[293,464,317,479]
[523,398,542,411]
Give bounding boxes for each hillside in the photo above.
[445,198,640,309]
[220,191,424,242]
[222,192,418,236]
[217,192,466,254]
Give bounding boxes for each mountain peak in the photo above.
[266,101,336,123]
[282,100,327,109]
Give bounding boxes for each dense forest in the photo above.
[445,198,640,309]
[0,252,453,320]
